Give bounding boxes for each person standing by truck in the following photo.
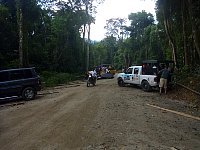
[158,66,170,95]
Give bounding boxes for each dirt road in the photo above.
[0,77,200,150]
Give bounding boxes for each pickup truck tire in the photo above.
[141,80,151,92]
[22,87,36,100]
[118,79,124,87]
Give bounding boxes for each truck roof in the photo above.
[129,66,142,68]
[142,60,174,64]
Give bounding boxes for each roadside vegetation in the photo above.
[40,71,78,87]
[169,66,200,109]
[175,66,200,92]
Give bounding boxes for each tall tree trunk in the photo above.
[124,52,130,69]
[182,0,189,66]
[23,22,29,67]
[85,0,89,72]
[146,44,150,60]
[82,23,86,71]
[19,9,23,67]
[16,0,23,67]
[86,23,91,72]
[162,8,178,68]
[187,0,200,59]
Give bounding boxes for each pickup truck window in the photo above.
[134,68,139,74]
[142,65,154,75]
[126,68,133,74]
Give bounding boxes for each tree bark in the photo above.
[86,24,91,72]
[16,0,23,67]
[181,0,189,66]
[19,8,23,67]
[85,0,89,72]
[82,23,86,70]
[162,8,178,68]
[187,0,200,59]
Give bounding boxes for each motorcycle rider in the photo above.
[89,69,97,81]
[87,68,97,86]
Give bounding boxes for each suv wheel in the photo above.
[141,80,151,92]
[22,87,36,100]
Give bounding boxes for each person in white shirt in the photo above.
[106,68,109,73]
[88,69,97,84]
[89,69,97,78]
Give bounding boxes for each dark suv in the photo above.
[0,68,41,101]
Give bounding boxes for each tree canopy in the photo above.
[1,0,200,73]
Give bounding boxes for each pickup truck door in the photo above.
[123,68,133,83]
[132,67,140,84]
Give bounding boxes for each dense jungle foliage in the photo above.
[0,0,200,82]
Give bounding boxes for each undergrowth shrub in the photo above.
[40,71,77,87]
[173,65,200,92]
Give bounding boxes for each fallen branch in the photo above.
[147,103,200,121]
[176,83,200,96]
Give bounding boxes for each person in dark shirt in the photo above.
[158,66,170,95]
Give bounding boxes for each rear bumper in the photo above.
[149,81,158,87]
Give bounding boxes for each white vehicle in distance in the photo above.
[117,65,158,91]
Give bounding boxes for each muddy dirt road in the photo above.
[0,78,200,150]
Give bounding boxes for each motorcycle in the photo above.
[87,74,96,87]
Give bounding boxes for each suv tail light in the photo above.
[38,78,41,85]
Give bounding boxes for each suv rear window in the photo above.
[0,71,9,82]
[10,70,24,80]
[24,69,34,78]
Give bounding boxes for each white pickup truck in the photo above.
[117,66,158,91]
